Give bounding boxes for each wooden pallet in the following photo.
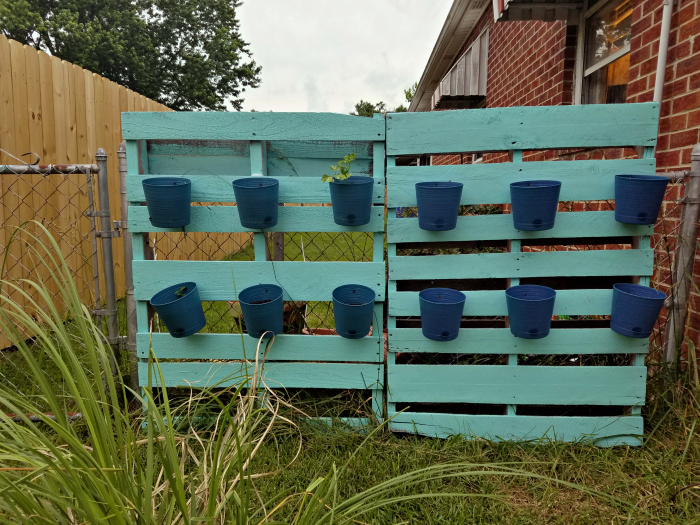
[124,112,386,420]
[385,103,659,446]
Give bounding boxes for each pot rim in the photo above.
[329,177,374,185]
[232,177,279,189]
[150,281,198,307]
[238,283,283,305]
[615,174,669,183]
[505,284,556,302]
[419,287,466,305]
[332,284,376,306]
[415,181,464,190]
[510,180,562,189]
[613,283,666,301]
[142,177,191,187]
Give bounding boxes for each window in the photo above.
[581,0,632,104]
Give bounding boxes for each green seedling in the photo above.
[174,286,188,297]
[321,151,356,183]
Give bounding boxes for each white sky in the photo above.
[236,1,452,113]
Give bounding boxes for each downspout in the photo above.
[653,0,674,104]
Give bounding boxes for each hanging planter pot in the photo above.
[505,285,556,339]
[239,284,283,339]
[510,180,561,231]
[419,288,466,341]
[615,174,669,225]
[332,284,376,339]
[150,282,206,338]
[611,283,666,338]
[329,177,374,226]
[232,178,279,229]
[415,182,463,231]
[142,177,192,228]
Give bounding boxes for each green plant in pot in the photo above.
[322,152,374,226]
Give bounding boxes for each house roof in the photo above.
[408,0,491,112]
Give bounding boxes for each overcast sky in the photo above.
[236,1,452,113]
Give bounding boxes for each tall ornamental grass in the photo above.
[0,223,623,524]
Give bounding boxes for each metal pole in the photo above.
[663,143,700,364]
[95,148,119,349]
[653,0,674,104]
[85,170,102,319]
[117,142,138,389]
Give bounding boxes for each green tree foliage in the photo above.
[351,81,418,116]
[0,0,261,111]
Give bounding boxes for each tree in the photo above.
[0,0,261,111]
[350,100,387,117]
[350,82,418,116]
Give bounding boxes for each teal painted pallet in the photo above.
[385,103,658,444]
[126,113,387,421]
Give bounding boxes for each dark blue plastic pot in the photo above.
[239,284,283,339]
[332,284,375,339]
[611,283,666,338]
[615,174,669,225]
[150,282,206,338]
[505,285,556,339]
[415,182,463,231]
[510,180,562,231]
[232,178,279,229]
[329,178,374,226]
[142,177,191,228]
[419,288,466,341]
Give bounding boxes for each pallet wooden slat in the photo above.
[386,158,655,207]
[123,112,386,141]
[388,365,646,405]
[385,103,658,154]
[389,249,654,280]
[387,328,648,354]
[126,174,384,204]
[139,361,384,390]
[133,260,385,301]
[138,332,383,362]
[388,211,652,243]
[391,288,619,317]
[389,413,643,446]
[129,204,385,233]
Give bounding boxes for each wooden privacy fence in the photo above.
[0,35,169,316]
[386,103,659,445]
[124,113,386,420]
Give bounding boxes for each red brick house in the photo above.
[408,0,700,360]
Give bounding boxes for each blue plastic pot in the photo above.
[150,282,206,338]
[232,178,279,229]
[611,283,666,338]
[239,284,283,339]
[415,182,463,231]
[505,285,556,339]
[332,284,375,339]
[142,177,191,228]
[510,180,562,231]
[329,177,374,226]
[419,288,466,341]
[615,174,669,225]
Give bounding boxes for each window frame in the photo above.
[574,0,632,105]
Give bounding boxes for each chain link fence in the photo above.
[0,163,105,408]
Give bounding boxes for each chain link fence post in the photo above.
[663,143,700,365]
[94,149,120,350]
[117,142,138,389]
